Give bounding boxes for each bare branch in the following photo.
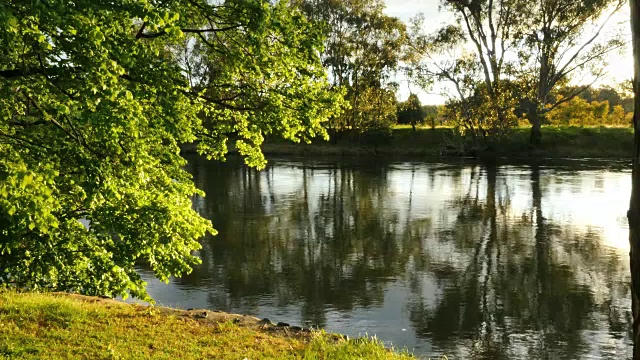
[552,5,621,85]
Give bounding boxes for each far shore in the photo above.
[181,126,634,161]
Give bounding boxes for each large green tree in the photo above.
[0,0,341,301]
[397,93,425,131]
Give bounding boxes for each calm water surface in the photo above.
[140,156,633,359]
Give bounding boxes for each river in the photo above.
[138,155,633,359]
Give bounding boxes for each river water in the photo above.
[139,156,633,359]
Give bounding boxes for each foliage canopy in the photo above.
[407,0,626,147]
[0,0,342,300]
[296,0,406,134]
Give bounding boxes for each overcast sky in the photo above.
[382,0,633,105]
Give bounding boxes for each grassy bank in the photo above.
[261,126,634,159]
[0,291,413,359]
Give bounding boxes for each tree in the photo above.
[422,105,440,129]
[545,85,634,125]
[0,0,341,301]
[437,0,529,130]
[409,0,625,147]
[521,0,625,145]
[397,94,426,131]
[442,82,518,150]
[353,86,398,131]
[629,0,640,357]
[405,6,523,149]
[546,97,610,125]
[295,0,406,135]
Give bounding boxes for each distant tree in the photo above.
[561,85,633,113]
[422,105,440,129]
[519,0,626,145]
[397,94,425,131]
[546,97,634,126]
[353,87,398,131]
[544,84,634,126]
[595,86,625,108]
[295,0,407,135]
[609,105,631,126]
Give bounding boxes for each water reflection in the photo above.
[141,156,632,359]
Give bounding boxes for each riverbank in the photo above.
[260,126,633,159]
[0,291,413,359]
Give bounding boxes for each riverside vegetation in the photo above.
[261,125,634,159]
[0,290,414,360]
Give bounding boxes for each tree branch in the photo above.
[552,5,621,85]
[137,25,242,39]
[0,66,81,79]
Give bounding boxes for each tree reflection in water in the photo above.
[144,156,632,359]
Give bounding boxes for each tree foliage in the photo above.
[443,84,518,150]
[408,0,626,147]
[518,0,626,144]
[0,0,341,300]
[397,94,425,131]
[296,0,406,134]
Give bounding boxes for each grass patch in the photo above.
[0,290,413,359]
[497,125,633,158]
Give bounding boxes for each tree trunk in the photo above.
[629,0,640,358]
[529,111,543,146]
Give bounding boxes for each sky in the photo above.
[382,0,634,105]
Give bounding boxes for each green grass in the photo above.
[260,125,634,159]
[0,291,413,360]
[494,125,633,158]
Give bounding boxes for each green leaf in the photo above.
[7,16,18,29]
[21,174,33,188]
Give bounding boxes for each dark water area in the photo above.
[139,155,633,359]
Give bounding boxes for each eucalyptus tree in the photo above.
[295,0,407,134]
[406,4,524,149]
[520,0,626,145]
[410,0,625,147]
[0,0,342,300]
[438,0,529,97]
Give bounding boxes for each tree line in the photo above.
[294,0,627,150]
[396,83,634,129]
